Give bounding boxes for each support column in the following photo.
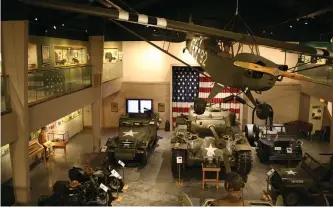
[330,103,333,151]
[89,36,104,152]
[2,21,30,204]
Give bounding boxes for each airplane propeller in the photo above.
[233,61,314,82]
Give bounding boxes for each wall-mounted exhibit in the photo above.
[102,42,124,82]
[28,43,38,70]
[54,46,87,66]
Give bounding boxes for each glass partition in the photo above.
[28,65,92,104]
[102,61,123,82]
[1,75,11,114]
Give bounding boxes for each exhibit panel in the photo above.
[102,43,124,82]
[1,144,12,183]
[54,46,87,67]
[28,43,38,70]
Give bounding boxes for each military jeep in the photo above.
[106,111,160,165]
[245,123,303,163]
[267,152,333,206]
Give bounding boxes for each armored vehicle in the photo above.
[245,123,303,163]
[106,111,160,165]
[171,106,253,181]
[267,152,333,206]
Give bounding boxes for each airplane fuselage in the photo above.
[186,36,278,91]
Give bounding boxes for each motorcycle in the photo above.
[68,164,124,193]
[38,173,111,206]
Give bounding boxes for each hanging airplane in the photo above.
[19,0,333,120]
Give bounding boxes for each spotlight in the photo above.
[289,25,293,28]
[262,30,266,34]
[304,21,308,25]
[45,30,48,33]
[62,23,64,26]
[270,32,273,35]
[85,30,88,33]
[53,25,56,29]
[35,17,38,21]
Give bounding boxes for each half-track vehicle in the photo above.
[245,123,303,163]
[171,106,253,181]
[267,152,333,206]
[106,109,160,165]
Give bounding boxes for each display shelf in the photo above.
[47,131,69,142]
[28,140,45,165]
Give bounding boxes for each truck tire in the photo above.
[257,143,269,163]
[236,151,253,179]
[140,150,148,166]
[171,149,186,178]
[283,189,299,206]
[108,176,124,192]
[245,124,258,147]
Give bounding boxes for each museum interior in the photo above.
[1,0,333,206]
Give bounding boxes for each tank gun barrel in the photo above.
[208,124,226,148]
[19,0,333,59]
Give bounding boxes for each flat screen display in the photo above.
[126,99,152,114]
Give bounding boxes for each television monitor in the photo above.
[126,99,152,114]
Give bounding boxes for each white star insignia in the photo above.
[123,130,138,137]
[286,169,297,175]
[205,144,217,157]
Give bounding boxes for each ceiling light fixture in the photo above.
[45,30,48,33]
[270,32,273,35]
[304,21,308,25]
[62,23,64,26]
[289,25,293,28]
[53,26,56,29]
[85,30,88,33]
[35,17,38,21]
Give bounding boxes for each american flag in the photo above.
[172,66,240,125]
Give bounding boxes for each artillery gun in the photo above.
[171,105,253,184]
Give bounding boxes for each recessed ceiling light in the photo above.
[35,17,38,21]
[62,23,64,26]
[85,30,88,33]
[45,30,48,33]
[53,26,56,29]
[305,22,308,25]
[289,25,293,28]
[270,32,273,35]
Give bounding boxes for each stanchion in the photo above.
[118,160,128,190]
[176,156,184,186]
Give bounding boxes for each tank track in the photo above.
[236,151,253,177]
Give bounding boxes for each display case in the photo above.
[54,46,87,66]
[47,131,69,142]
[28,140,45,165]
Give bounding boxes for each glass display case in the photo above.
[28,140,45,165]
[54,46,87,66]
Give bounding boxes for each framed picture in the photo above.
[111,102,118,112]
[158,103,165,112]
[41,45,50,66]
[104,48,118,63]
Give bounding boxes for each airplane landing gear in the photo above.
[194,98,207,115]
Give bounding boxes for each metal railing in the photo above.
[28,65,92,104]
[1,75,11,114]
[102,61,123,82]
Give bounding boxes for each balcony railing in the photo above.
[28,65,92,105]
[102,61,123,82]
[1,75,11,114]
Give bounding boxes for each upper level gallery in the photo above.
[1,30,123,146]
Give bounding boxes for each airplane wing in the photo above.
[20,0,333,60]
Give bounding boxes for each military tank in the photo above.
[170,105,253,182]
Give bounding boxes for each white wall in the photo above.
[122,41,199,82]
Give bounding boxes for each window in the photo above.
[126,99,152,114]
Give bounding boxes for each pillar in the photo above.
[89,36,104,152]
[330,103,333,151]
[2,21,30,204]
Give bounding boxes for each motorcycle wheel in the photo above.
[109,176,124,192]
